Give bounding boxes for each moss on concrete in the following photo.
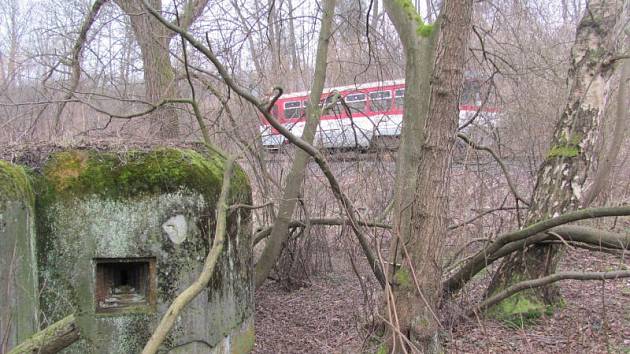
[229,318,255,354]
[40,148,249,205]
[0,160,34,204]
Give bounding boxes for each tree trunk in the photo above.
[254,0,336,288]
[384,0,473,351]
[115,0,179,139]
[487,0,624,315]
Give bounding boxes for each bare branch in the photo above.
[52,0,108,132]
[448,206,527,230]
[172,0,209,35]
[253,217,392,246]
[143,0,387,288]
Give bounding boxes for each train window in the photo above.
[395,89,405,109]
[284,101,302,119]
[370,91,392,112]
[461,81,481,105]
[345,93,366,114]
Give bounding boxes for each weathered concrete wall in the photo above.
[0,161,39,352]
[35,148,254,353]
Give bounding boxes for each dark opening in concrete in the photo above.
[95,257,156,313]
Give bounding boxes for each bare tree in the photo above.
[383,0,473,351]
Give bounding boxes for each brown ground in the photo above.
[253,248,630,353]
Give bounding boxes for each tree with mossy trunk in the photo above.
[383,0,473,351]
[486,0,625,316]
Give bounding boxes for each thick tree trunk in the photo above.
[384,0,438,290]
[254,0,336,288]
[384,0,473,351]
[116,0,179,139]
[487,0,623,313]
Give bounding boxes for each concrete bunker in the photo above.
[1,146,254,353]
[0,161,39,352]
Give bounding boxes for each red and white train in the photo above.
[260,79,498,149]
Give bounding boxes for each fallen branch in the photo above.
[8,315,79,354]
[544,225,629,250]
[141,156,236,354]
[469,270,630,316]
[443,206,630,294]
[484,224,630,268]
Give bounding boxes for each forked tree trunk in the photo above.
[487,0,624,314]
[383,0,473,351]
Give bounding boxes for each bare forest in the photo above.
[0,0,629,353]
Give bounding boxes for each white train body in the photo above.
[260,79,496,149]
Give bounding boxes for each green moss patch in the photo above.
[376,343,389,354]
[546,132,583,159]
[393,0,435,38]
[487,292,546,328]
[230,319,255,354]
[0,160,34,205]
[394,267,413,289]
[39,148,249,205]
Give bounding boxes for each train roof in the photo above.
[279,79,406,100]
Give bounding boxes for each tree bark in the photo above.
[384,0,473,351]
[582,58,630,205]
[487,0,624,308]
[253,0,337,288]
[116,0,179,138]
